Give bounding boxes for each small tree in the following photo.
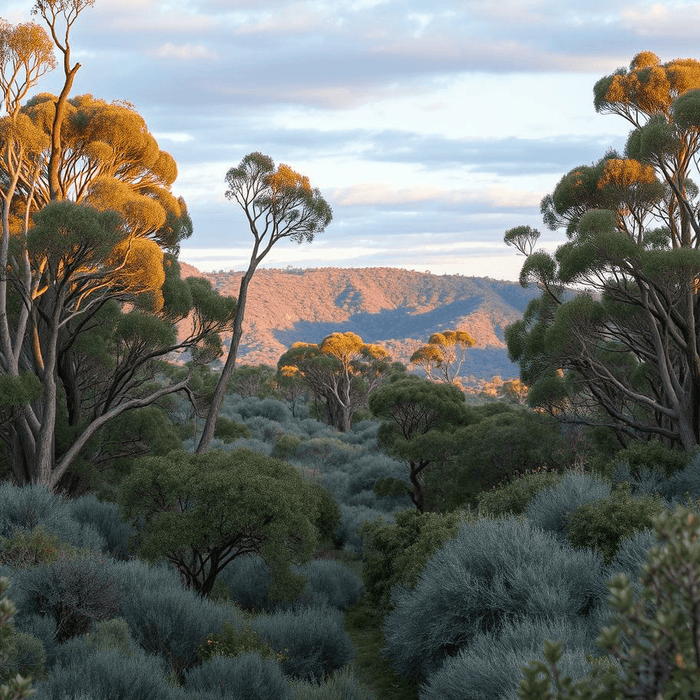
[278,332,392,432]
[0,578,35,700]
[410,330,476,386]
[369,376,469,511]
[118,448,323,600]
[196,153,332,453]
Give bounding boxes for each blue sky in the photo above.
[4,0,696,280]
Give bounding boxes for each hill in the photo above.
[178,263,541,381]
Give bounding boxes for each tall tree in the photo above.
[278,332,393,432]
[195,153,332,453]
[0,15,237,490]
[504,52,700,451]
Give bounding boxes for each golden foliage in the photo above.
[598,159,657,189]
[268,163,312,195]
[106,237,165,311]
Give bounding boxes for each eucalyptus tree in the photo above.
[196,152,332,453]
[410,330,476,386]
[505,52,700,450]
[0,14,237,490]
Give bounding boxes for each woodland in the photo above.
[1,2,700,699]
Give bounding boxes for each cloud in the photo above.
[151,43,218,61]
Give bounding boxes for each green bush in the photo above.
[308,482,341,543]
[272,434,302,460]
[613,439,691,480]
[288,665,376,700]
[0,576,35,700]
[0,527,75,569]
[66,495,134,560]
[214,416,251,443]
[565,486,669,565]
[474,467,566,518]
[196,620,284,664]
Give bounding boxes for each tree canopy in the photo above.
[504,52,700,451]
[278,332,394,432]
[410,330,475,387]
[118,448,323,600]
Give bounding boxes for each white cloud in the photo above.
[151,43,218,60]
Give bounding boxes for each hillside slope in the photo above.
[178,263,540,380]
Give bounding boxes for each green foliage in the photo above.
[517,504,700,700]
[118,449,321,599]
[615,439,691,480]
[227,364,278,398]
[213,416,251,443]
[0,375,41,408]
[197,620,284,664]
[565,488,668,565]
[306,482,341,544]
[358,509,467,613]
[474,467,567,518]
[0,527,74,570]
[0,577,35,700]
[288,665,376,700]
[272,434,303,459]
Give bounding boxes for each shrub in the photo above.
[294,438,361,470]
[524,472,612,542]
[336,505,392,553]
[516,504,700,699]
[33,645,180,700]
[565,486,669,565]
[12,615,58,670]
[214,416,251,443]
[295,559,363,611]
[116,562,228,681]
[381,515,609,682]
[234,396,292,424]
[65,494,133,560]
[0,527,75,569]
[12,552,121,643]
[272,434,303,460]
[475,468,566,518]
[183,652,291,700]
[359,509,466,613]
[420,614,613,700]
[613,439,690,480]
[216,555,270,613]
[0,483,105,554]
[288,664,376,700]
[251,606,355,681]
[196,620,281,664]
[307,482,341,543]
[0,576,35,700]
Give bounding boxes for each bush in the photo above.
[251,606,355,681]
[288,665,376,700]
[183,652,291,700]
[336,505,392,553]
[214,416,251,443]
[196,620,281,664]
[381,515,609,682]
[33,645,180,700]
[0,527,75,569]
[307,483,341,543]
[116,566,228,682]
[216,555,270,613]
[294,438,361,470]
[359,509,466,613]
[0,625,46,686]
[66,494,133,560]
[272,434,303,460]
[475,468,566,518]
[524,472,612,542]
[12,552,121,643]
[0,483,105,554]
[565,486,669,565]
[420,614,613,700]
[12,615,58,670]
[295,559,363,611]
[613,439,690,480]
[0,576,35,700]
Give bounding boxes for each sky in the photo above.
[2,0,697,281]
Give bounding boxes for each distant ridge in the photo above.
[177,263,541,380]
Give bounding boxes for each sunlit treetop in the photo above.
[0,20,55,117]
[595,52,700,126]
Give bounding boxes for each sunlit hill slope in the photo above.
[178,263,541,381]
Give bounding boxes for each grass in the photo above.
[344,595,419,700]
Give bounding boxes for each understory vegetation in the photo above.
[2,381,700,699]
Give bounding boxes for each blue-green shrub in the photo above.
[234,396,292,424]
[337,505,393,552]
[419,614,616,700]
[10,552,121,642]
[32,644,181,700]
[183,652,291,700]
[13,614,58,669]
[382,516,608,682]
[251,606,355,681]
[288,665,376,700]
[475,469,567,518]
[116,567,228,681]
[66,494,133,560]
[0,483,105,553]
[524,472,612,541]
[217,555,271,612]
